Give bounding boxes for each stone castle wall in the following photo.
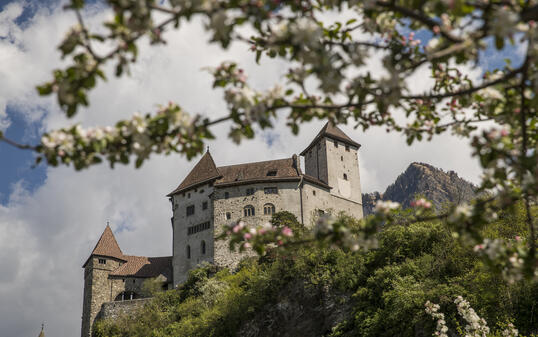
[101,298,151,321]
[172,182,215,285]
[81,257,124,337]
[323,138,362,204]
[212,181,302,270]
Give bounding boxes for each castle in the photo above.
[81,122,364,337]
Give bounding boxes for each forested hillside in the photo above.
[95,206,537,337]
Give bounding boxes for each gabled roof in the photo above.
[109,256,172,279]
[83,225,125,267]
[214,158,300,187]
[300,122,361,156]
[167,151,222,196]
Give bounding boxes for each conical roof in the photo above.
[38,324,45,337]
[167,151,221,196]
[83,225,125,267]
[300,121,361,155]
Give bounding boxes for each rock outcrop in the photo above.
[362,162,476,215]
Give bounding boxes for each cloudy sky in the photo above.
[0,1,523,336]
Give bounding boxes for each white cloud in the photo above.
[0,2,483,337]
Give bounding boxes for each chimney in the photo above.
[292,154,301,174]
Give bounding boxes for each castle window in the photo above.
[345,145,350,152]
[202,201,208,210]
[246,188,255,196]
[312,190,316,196]
[187,193,191,198]
[340,156,343,161]
[225,192,229,199]
[115,291,139,301]
[334,141,338,148]
[244,205,255,217]
[267,170,277,176]
[98,258,106,264]
[188,221,210,235]
[226,212,231,220]
[343,173,348,180]
[201,240,206,255]
[186,205,195,216]
[263,203,275,215]
[264,187,278,194]
[187,245,191,259]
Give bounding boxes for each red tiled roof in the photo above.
[83,225,125,267]
[109,256,172,279]
[300,122,361,155]
[167,151,221,196]
[214,158,300,187]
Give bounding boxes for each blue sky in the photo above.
[0,2,526,337]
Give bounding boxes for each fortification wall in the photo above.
[212,181,301,270]
[101,298,151,321]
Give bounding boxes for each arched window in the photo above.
[186,245,191,259]
[244,205,255,217]
[201,240,206,255]
[263,203,275,215]
[114,291,140,301]
[343,173,348,180]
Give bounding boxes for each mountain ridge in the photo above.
[362,162,476,215]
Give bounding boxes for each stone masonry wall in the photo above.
[323,138,362,204]
[101,298,151,321]
[172,182,215,285]
[81,256,124,337]
[212,181,302,270]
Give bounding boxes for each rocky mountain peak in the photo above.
[362,162,476,215]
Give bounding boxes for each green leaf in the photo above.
[36,83,53,96]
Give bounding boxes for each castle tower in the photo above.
[300,122,362,204]
[167,151,220,286]
[81,225,126,337]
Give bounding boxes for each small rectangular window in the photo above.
[345,145,350,152]
[226,212,231,220]
[334,141,338,148]
[312,190,316,196]
[246,188,255,196]
[187,193,191,199]
[98,258,106,264]
[186,205,195,216]
[266,170,277,176]
[202,201,208,210]
[264,187,278,194]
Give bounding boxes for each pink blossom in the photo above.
[232,225,241,233]
[433,25,441,34]
[282,226,293,237]
[244,233,252,240]
[243,242,251,249]
[277,240,283,246]
[515,235,521,241]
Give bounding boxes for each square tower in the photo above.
[300,122,362,204]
